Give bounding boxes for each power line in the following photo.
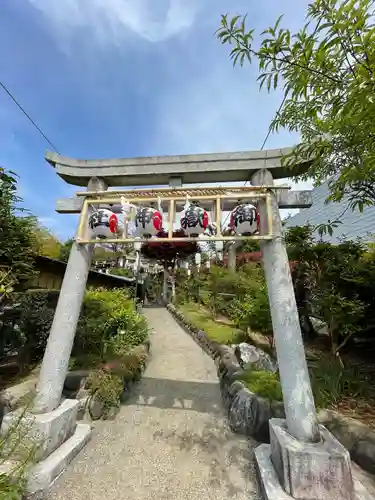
[0,79,59,153]
[259,93,287,151]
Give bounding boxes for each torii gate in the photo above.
[10,148,364,499]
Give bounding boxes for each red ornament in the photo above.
[109,213,118,233]
[153,210,163,231]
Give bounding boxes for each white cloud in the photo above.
[27,0,199,44]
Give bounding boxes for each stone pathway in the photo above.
[48,307,258,500]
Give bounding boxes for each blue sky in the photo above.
[0,0,313,240]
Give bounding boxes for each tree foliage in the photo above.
[285,225,375,361]
[217,0,375,210]
[59,238,74,262]
[0,168,37,287]
[33,225,62,259]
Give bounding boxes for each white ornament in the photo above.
[180,201,209,237]
[88,209,118,239]
[230,203,259,235]
[134,206,163,237]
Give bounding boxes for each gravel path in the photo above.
[48,307,258,500]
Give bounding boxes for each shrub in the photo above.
[86,370,124,409]
[309,358,369,410]
[17,290,58,365]
[0,290,58,367]
[0,169,37,288]
[74,288,147,358]
[73,288,149,409]
[101,345,148,382]
[236,370,283,402]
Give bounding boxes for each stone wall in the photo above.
[167,303,375,475]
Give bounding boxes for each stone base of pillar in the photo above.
[0,399,91,498]
[255,418,374,500]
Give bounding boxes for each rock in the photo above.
[228,387,283,442]
[222,380,245,410]
[234,343,277,373]
[317,409,375,475]
[270,400,285,419]
[352,440,375,474]
[1,377,37,412]
[88,395,105,420]
[143,339,151,353]
[64,371,90,393]
[249,395,273,443]
[317,409,373,453]
[228,388,256,436]
[77,396,89,420]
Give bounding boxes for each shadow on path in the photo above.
[125,376,225,415]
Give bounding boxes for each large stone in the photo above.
[270,418,355,500]
[255,443,374,500]
[2,377,38,412]
[222,380,245,410]
[352,441,375,475]
[88,394,105,420]
[318,409,375,456]
[234,343,277,373]
[63,371,90,393]
[1,399,79,462]
[228,387,276,442]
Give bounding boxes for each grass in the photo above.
[236,370,283,402]
[177,300,375,427]
[178,302,244,345]
[236,355,375,428]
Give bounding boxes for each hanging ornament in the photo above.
[88,208,118,239]
[230,203,260,236]
[134,206,163,237]
[180,199,209,237]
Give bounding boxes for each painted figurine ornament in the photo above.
[230,203,260,235]
[180,200,209,237]
[134,206,163,237]
[88,208,118,239]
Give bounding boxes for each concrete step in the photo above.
[27,423,91,499]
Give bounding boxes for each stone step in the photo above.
[27,423,91,498]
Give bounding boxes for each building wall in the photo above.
[32,256,133,291]
[284,181,375,243]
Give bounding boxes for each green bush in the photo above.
[17,290,58,365]
[236,370,283,402]
[309,358,369,410]
[0,290,58,366]
[74,288,148,358]
[73,288,149,409]
[86,370,124,409]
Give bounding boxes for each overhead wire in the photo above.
[0,79,59,153]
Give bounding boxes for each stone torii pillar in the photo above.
[252,169,363,500]
[33,176,107,413]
